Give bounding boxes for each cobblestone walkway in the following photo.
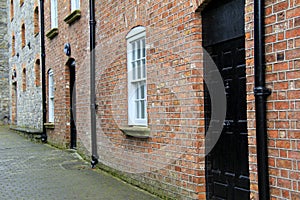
[0,126,160,200]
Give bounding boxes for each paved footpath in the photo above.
[0,126,160,200]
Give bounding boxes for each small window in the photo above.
[35,59,41,87]
[48,69,55,122]
[22,67,26,91]
[51,0,58,29]
[126,26,147,126]
[10,0,14,21]
[21,23,25,48]
[34,6,39,35]
[71,0,80,11]
[12,34,15,56]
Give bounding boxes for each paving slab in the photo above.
[0,126,160,200]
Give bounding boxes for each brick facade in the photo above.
[246,0,300,199]
[7,0,42,130]
[44,0,90,148]
[0,0,9,125]
[41,0,300,199]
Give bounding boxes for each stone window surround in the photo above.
[10,0,14,21]
[34,6,39,36]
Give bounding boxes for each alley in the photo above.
[0,127,160,200]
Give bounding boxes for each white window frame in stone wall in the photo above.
[50,0,58,29]
[126,26,147,126]
[71,0,80,11]
[48,69,54,122]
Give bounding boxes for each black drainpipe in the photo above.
[89,0,98,168]
[254,0,271,199]
[40,0,47,143]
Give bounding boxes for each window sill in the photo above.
[44,123,55,129]
[120,126,150,138]
[46,28,58,39]
[64,10,81,25]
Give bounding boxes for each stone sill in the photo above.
[64,10,81,25]
[120,126,150,138]
[46,28,58,39]
[44,123,55,129]
[10,126,42,135]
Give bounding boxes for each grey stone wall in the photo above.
[8,0,42,130]
[0,0,9,125]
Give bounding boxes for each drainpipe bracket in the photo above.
[254,86,271,97]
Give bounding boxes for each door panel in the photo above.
[204,37,250,200]
[70,66,76,149]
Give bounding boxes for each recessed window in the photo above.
[71,0,80,12]
[35,59,41,87]
[21,23,25,48]
[48,69,55,122]
[51,0,58,29]
[10,0,14,21]
[34,6,39,35]
[126,26,147,126]
[22,67,26,91]
[12,34,15,56]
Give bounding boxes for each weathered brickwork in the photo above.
[91,1,205,199]
[44,0,90,148]
[246,0,300,199]
[7,0,42,130]
[0,0,9,125]
[43,0,300,199]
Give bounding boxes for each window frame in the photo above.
[48,69,55,122]
[126,26,147,126]
[50,0,58,29]
[71,0,80,12]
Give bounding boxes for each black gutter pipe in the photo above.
[40,0,47,143]
[89,0,98,168]
[254,0,271,199]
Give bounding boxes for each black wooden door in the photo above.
[202,0,250,199]
[205,38,250,200]
[70,66,76,149]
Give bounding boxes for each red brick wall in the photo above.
[246,0,300,199]
[92,0,206,199]
[44,0,90,148]
[43,0,300,199]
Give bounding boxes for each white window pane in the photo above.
[137,41,141,59]
[132,43,135,60]
[136,101,139,118]
[140,84,145,99]
[136,84,139,99]
[142,39,145,58]
[51,0,58,28]
[71,0,80,11]
[141,100,145,119]
[137,60,141,79]
[142,59,146,78]
[132,62,136,80]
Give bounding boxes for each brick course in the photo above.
[42,0,300,199]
